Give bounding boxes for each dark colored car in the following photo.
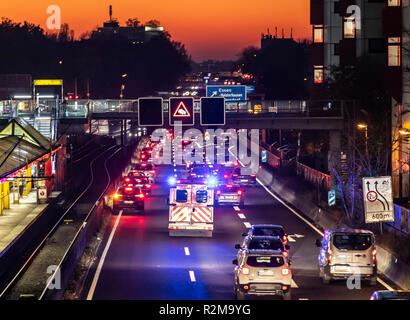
[231,167,257,187]
[113,185,145,214]
[215,184,244,207]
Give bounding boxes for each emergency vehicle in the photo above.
[168,183,214,237]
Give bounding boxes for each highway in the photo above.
[82,164,391,300]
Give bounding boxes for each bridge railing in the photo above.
[0,99,347,119]
[296,161,330,192]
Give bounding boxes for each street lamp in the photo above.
[120,74,128,99]
[357,123,368,157]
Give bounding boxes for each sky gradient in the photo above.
[0,0,311,61]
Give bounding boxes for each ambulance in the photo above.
[168,183,214,237]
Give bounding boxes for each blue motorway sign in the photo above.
[206,85,246,102]
[261,150,267,163]
[328,190,336,206]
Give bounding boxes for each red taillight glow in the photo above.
[250,174,256,177]
[283,235,288,244]
[234,162,239,167]
[216,190,221,195]
[141,163,147,167]
[114,193,122,199]
[141,155,146,159]
[327,247,332,264]
[241,267,250,275]
[282,251,289,258]
[281,268,290,275]
[125,178,130,182]
[135,193,144,199]
[372,249,377,264]
[145,184,151,189]
[223,174,228,179]
[125,187,133,192]
[149,170,155,174]
[226,184,233,188]
[237,190,243,196]
[233,174,238,177]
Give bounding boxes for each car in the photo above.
[236,236,290,262]
[243,225,289,246]
[215,166,235,186]
[370,290,410,300]
[188,166,212,183]
[215,184,244,207]
[230,167,257,187]
[232,249,292,300]
[125,174,152,196]
[316,229,377,285]
[132,162,156,184]
[112,185,145,214]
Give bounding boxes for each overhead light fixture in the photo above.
[13,95,32,99]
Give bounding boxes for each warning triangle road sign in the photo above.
[173,101,191,118]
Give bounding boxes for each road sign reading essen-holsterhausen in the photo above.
[362,176,394,223]
[206,85,246,101]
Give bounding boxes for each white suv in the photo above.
[233,249,292,300]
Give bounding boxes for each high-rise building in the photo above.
[310,0,409,199]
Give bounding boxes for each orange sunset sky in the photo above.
[0,0,311,61]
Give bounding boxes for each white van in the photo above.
[316,229,377,285]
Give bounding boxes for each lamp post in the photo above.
[357,123,368,158]
[120,74,127,99]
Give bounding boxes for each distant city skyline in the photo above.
[0,0,311,61]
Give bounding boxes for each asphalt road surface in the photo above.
[82,166,392,300]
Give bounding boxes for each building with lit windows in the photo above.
[310,0,410,199]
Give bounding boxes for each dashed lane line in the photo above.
[238,214,246,219]
[244,222,252,228]
[189,270,196,282]
[184,247,190,256]
[233,206,241,211]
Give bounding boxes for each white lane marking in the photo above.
[189,270,196,282]
[291,280,299,288]
[377,277,394,291]
[232,147,395,291]
[244,222,252,228]
[87,210,123,300]
[184,247,190,256]
[233,206,241,211]
[299,298,309,300]
[294,234,305,238]
[287,236,296,242]
[256,177,324,237]
[238,214,246,219]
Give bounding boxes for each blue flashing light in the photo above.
[207,177,217,187]
[168,176,177,186]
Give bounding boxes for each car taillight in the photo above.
[234,162,239,167]
[125,178,130,182]
[125,187,133,192]
[282,250,289,258]
[241,267,250,275]
[250,174,256,177]
[223,174,228,179]
[216,190,221,195]
[327,247,332,264]
[135,193,144,199]
[237,190,243,196]
[145,184,151,189]
[148,151,152,154]
[233,174,238,177]
[114,193,122,199]
[149,170,155,174]
[141,163,147,167]
[281,268,290,276]
[282,235,288,244]
[372,249,377,264]
[135,179,141,183]
[141,154,146,159]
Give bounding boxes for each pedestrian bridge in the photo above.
[0,98,345,131]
